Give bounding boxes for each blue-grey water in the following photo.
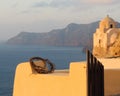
[0,44,86,96]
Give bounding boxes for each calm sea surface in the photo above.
[0,44,86,96]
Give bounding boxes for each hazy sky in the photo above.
[0,0,120,41]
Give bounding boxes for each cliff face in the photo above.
[6,22,100,48]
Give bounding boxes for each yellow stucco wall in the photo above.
[13,62,87,96]
[13,59,120,96]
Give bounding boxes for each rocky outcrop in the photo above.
[6,21,120,51]
[6,22,100,49]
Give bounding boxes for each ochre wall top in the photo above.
[99,15,117,31]
[101,15,115,23]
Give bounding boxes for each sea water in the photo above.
[0,44,86,96]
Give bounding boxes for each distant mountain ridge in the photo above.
[6,21,120,49]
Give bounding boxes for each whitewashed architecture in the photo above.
[93,15,120,57]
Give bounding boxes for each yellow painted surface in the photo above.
[99,58,120,69]
[104,69,120,96]
[13,62,87,96]
[98,58,120,96]
[13,59,120,96]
